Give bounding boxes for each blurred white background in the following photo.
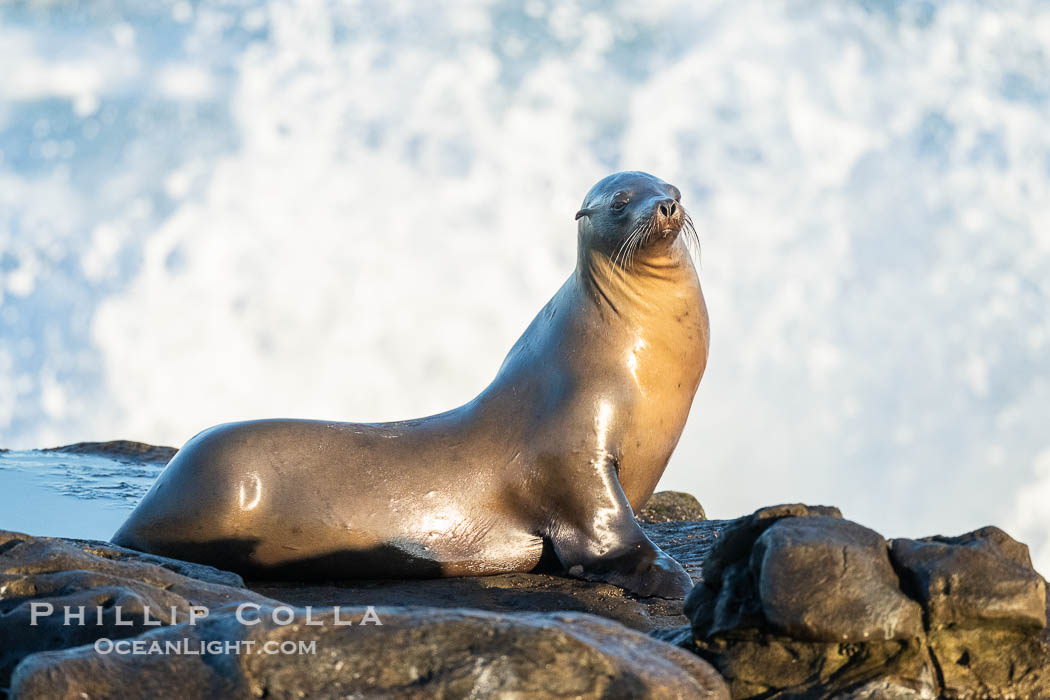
[1,0,1048,569]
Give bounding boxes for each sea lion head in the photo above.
[574,171,696,265]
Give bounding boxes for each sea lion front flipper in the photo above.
[548,458,693,599]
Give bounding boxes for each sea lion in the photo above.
[113,171,710,598]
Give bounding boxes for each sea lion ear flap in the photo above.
[575,208,593,221]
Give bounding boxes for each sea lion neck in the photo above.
[575,239,699,318]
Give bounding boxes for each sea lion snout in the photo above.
[657,199,678,218]
[650,197,684,235]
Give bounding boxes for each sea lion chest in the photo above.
[589,270,709,510]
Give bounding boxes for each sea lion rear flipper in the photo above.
[548,457,693,599]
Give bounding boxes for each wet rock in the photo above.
[685,505,934,698]
[11,607,730,700]
[693,504,842,595]
[1,524,730,698]
[0,529,272,690]
[42,440,178,464]
[638,491,707,522]
[891,527,1050,699]
[890,526,1046,631]
[249,519,727,634]
[253,570,686,634]
[687,504,845,640]
[642,519,724,582]
[753,516,924,642]
[683,505,1050,699]
[693,635,937,699]
[925,626,1050,700]
[59,538,247,589]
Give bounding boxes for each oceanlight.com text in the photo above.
[93,638,318,656]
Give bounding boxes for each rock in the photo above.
[753,516,924,642]
[683,505,1050,700]
[638,491,707,522]
[925,626,1050,700]
[11,607,730,699]
[686,504,847,640]
[693,503,842,596]
[42,440,178,464]
[890,527,1050,699]
[685,505,935,698]
[249,519,728,635]
[1,524,730,697]
[691,635,937,699]
[59,537,248,589]
[253,570,687,634]
[642,520,724,582]
[890,526,1046,630]
[0,529,273,690]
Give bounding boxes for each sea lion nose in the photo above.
[657,199,678,218]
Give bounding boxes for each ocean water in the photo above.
[1,1,1048,572]
[0,449,162,540]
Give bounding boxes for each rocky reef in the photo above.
[1,442,1047,699]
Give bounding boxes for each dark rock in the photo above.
[252,570,687,633]
[638,491,707,522]
[1,524,730,697]
[685,505,934,698]
[11,607,730,699]
[42,440,178,464]
[692,634,937,699]
[642,519,725,582]
[891,527,1050,699]
[753,516,924,642]
[694,504,841,598]
[60,537,247,589]
[683,505,1050,700]
[926,626,1050,700]
[251,519,727,634]
[0,529,273,690]
[687,504,854,641]
[890,526,1046,630]
[649,624,695,650]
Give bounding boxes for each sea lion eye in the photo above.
[611,193,629,210]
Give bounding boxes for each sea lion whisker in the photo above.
[623,222,644,271]
[613,229,634,271]
[627,231,641,270]
[682,210,701,266]
[612,240,628,272]
[614,218,646,272]
[635,221,652,269]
